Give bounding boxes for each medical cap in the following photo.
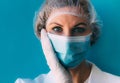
[34,0,102,45]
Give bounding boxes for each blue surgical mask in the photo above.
[47,33,92,68]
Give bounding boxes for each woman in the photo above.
[15,0,120,83]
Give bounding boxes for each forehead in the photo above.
[49,14,88,24]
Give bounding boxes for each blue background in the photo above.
[0,0,120,83]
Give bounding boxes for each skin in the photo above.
[46,14,91,36]
[45,14,92,83]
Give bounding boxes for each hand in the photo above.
[41,29,72,83]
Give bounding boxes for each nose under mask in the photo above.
[47,33,92,68]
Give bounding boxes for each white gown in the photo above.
[15,63,120,83]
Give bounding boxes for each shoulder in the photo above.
[15,78,35,83]
[15,73,52,83]
[90,63,120,83]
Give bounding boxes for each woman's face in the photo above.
[46,14,92,36]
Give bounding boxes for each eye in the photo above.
[52,26,63,33]
[72,27,86,34]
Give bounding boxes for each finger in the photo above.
[41,29,55,57]
[41,29,60,70]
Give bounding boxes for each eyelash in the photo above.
[52,26,87,34]
[52,26,63,32]
[72,27,86,33]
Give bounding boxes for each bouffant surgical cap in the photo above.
[34,0,102,45]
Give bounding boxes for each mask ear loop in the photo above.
[90,23,97,45]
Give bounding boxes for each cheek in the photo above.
[45,25,51,33]
[87,28,92,33]
[46,28,50,32]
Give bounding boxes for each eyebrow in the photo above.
[49,22,87,27]
[74,23,87,27]
[49,22,63,27]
